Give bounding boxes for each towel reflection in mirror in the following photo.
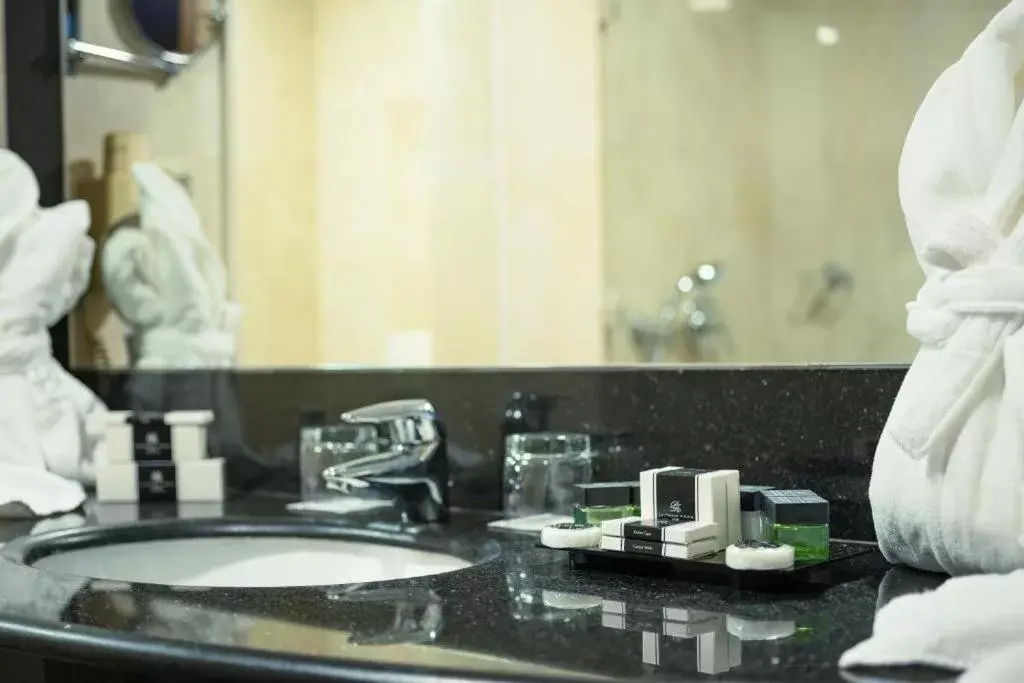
[101,162,239,369]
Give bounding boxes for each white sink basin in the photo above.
[31,536,473,587]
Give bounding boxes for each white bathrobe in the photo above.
[869,0,1024,576]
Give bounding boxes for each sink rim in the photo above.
[2,517,499,578]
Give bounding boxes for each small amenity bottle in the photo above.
[762,489,829,561]
[739,485,774,541]
[573,482,640,525]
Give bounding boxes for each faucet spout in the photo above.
[322,399,450,523]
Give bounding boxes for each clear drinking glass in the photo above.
[503,432,592,517]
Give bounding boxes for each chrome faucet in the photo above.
[321,399,450,523]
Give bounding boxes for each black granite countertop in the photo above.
[0,495,955,683]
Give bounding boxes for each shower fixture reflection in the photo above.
[611,262,732,363]
[789,262,854,327]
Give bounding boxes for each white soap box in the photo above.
[96,458,225,503]
[103,410,213,464]
[639,467,741,547]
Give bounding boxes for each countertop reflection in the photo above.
[0,495,953,682]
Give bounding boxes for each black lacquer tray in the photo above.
[543,541,878,592]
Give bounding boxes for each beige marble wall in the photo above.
[422,0,502,365]
[225,0,319,366]
[600,0,1005,364]
[492,0,603,365]
[314,0,603,366]
[314,0,429,366]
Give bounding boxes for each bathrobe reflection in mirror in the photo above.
[102,162,239,369]
[0,149,105,499]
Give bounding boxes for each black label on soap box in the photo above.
[655,469,701,523]
[623,539,663,557]
[138,463,177,503]
[624,521,664,542]
[130,412,172,462]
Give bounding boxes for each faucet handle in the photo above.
[341,399,440,448]
[342,399,436,424]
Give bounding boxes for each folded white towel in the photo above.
[0,150,106,516]
[0,466,86,518]
[840,571,1024,678]
[870,0,1024,575]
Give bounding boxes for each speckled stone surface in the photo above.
[0,495,955,683]
[72,366,907,541]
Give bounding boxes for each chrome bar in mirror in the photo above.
[67,37,188,77]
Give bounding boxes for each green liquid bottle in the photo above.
[762,490,830,561]
[573,482,640,526]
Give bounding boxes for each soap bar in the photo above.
[102,411,213,464]
[103,411,134,463]
[739,485,774,541]
[601,535,663,557]
[701,470,740,545]
[724,541,795,571]
[600,535,720,559]
[662,536,720,560]
[639,467,737,547]
[639,467,682,520]
[540,523,601,549]
[131,412,172,462]
[647,467,711,523]
[164,410,214,462]
[96,458,225,503]
[600,516,643,537]
[622,519,720,545]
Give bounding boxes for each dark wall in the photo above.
[3,0,70,368]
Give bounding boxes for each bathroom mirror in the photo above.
[123,0,226,57]
[57,0,1007,370]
